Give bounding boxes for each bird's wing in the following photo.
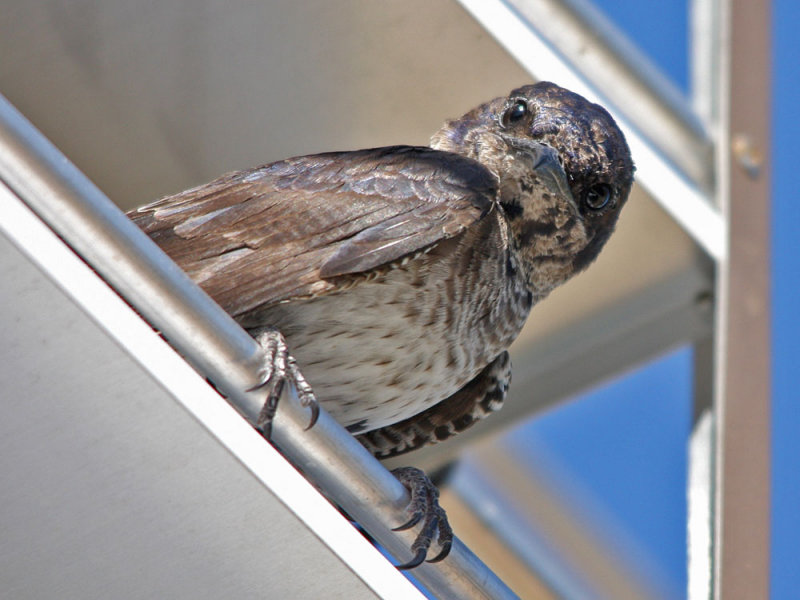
[356,352,511,458]
[130,146,497,318]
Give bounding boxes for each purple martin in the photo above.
[129,81,634,567]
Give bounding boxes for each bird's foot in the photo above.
[251,327,319,438]
[391,466,453,569]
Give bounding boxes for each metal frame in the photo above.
[454,1,771,598]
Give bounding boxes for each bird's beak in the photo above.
[526,141,575,206]
[501,136,575,206]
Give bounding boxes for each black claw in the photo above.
[396,549,427,571]
[306,400,320,430]
[393,512,423,532]
[388,466,454,569]
[246,377,270,393]
[426,540,452,564]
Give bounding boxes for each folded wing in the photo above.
[129,146,497,318]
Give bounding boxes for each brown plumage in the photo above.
[129,82,634,566]
[131,81,633,446]
[132,147,495,315]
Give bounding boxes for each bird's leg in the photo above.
[251,329,454,570]
[251,327,319,438]
[391,466,453,569]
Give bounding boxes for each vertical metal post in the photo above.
[691,0,771,596]
[711,0,772,598]
[690,0,721,128]
[688,337,715,600]
[689,1,721,596]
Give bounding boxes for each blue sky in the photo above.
[769,0,799,596]
[510,1,797,597]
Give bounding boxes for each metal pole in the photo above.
[712,0,772,597]
[688,337,715,600]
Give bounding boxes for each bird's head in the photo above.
[431,81,634,297]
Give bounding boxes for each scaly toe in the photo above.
[390,466,452,569]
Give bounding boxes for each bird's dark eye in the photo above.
[583,184,613,211]
[502,100,528,126]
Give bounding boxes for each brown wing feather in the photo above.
[129,146,497,318]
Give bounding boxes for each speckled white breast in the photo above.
[251,215,532,432]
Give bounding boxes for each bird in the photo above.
[128,81,634,568]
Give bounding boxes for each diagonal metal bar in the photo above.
[456,0,726,261]
[452,444,670,600]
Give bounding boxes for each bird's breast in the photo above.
[249,215,532,432]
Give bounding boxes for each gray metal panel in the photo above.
[0,223,378,599]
